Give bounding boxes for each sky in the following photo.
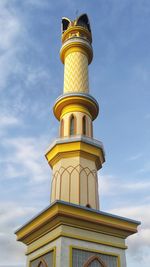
[0,0,150,266]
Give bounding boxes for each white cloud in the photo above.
[138,161,150,174]
[1,136,50,183]
[25,66,51,91]
[0,232,25,265]
[99,173,150,196]
[0,3,21,51]
[128,153,142,161]
[99,174,114,195]
[0,114,21,127]
[0,113,22,138]
[0,202,36,231]
[0,1,25,90]
[0,201,36,265]
[109,205,150,266]
[125,181,150,190]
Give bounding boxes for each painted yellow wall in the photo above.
[64,52,89,93]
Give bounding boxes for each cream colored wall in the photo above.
[60,111,92,137]
[61,224,126,247]
[26,224,127,267]
[51,156,99,209]
[53,157,96,172]
[64,51,89,93]
[26,237,61,267]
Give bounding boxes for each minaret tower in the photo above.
[15,14,140,267]
[45,14,105,209]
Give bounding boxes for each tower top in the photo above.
[61,13,92,46]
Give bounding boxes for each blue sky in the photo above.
[0,0,150,266]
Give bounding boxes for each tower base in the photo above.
[15,201,140,267]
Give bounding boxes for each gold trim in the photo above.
[60,41,93,64]
[48,150,101,170]
[69,245,121,267]
[26,229,127,255]
[25,218,128,254]
[29,247,56,267]
[45,141,104,170]
[60,104,92,120]
[69,245,72,267]
[60,119,64,137]
[54,95,98,121]
[16,202,139,246]
[62,26,92,44]
[64,46,89,61]
[62,232,127,250]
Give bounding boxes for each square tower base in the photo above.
[15,201,140,267]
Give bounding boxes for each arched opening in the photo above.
[83,255,107,267]
[60,119,64,137]
[37,259,47,267]
[82,115,86,135]
[91,121,93,137]
[70,114,75,136]
[86,204,91,208]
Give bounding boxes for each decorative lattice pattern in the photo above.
[72,248,118,267]
[64,52,89,93]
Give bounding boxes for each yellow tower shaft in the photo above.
[46,15,105,210]
[64,51,89,93]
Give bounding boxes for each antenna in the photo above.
[75,9,79,18]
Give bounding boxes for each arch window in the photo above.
[70,115,75,136]
[82,116,86,135]
[90,120,93,137]
[83,255,107,267]
[60,119,64,137]
[37,259,47,267]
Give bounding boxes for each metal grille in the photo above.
[89,260,102,267]
[30,251,53,267]
[72,248,118,267]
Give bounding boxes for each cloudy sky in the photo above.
[0,0,150,266]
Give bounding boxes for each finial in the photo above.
[75,9,79,18]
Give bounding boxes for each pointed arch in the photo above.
[83,255,107,267]
[90,120,93,137]
[62,17,71,33]
[69,114,76,136]
[82,115,87,135]
[60,119,64,137]
[76,13,91,32]
[37,258,48,267]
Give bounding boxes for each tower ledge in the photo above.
[45,135,105,169]
[53,93,99,121]
[15,200,140,249]
[60,36,93,64]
